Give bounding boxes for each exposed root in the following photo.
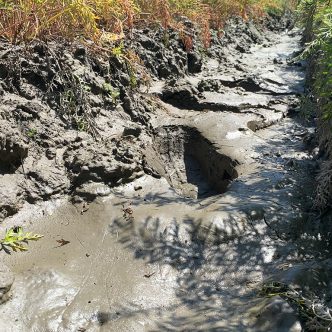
[46,49,100,138]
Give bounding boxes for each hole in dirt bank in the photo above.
[154,126,239,199]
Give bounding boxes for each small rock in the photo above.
[253,296,302,331]
[247,207,265,220]
[45,148,56,160]
[74,182,111,201]
[123,127,142,138]
[0,265,14,304]
[273,57,284,64]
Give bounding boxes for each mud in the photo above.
[0,14,328,332]
[153,125,239,198]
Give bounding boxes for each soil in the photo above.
[0,14,330,332]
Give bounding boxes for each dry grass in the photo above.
[314,160,332,210]
[261,281,332,331]
[0,0,294,46]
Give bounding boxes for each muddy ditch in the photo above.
[0,13,329,332]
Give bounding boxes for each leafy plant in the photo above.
[103,83,120,102]
[26,128,37,138]
[55,68,99,137]
[75,118,87,131]
[298,0,332,121]
[111,42,125,58]
[297,0,332,210]
[0,227,43,252]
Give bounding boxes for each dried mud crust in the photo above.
[0,265,13,305]
[0,40,153,219]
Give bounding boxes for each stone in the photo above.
[253,296,302,332]
[187,52,202,73]
[0,265,14,304]
[122,126,142,138]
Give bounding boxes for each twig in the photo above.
[263,216,287,242]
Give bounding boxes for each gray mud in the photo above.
[0,17,327,332]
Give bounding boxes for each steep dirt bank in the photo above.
[0,14,292,221]
[0,14,329,332]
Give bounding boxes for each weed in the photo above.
[297,0,332,210]
[124,49,141,89]
[0,0,293,47]
[26,128,37,138]
[46,55,99,138]
[103,83,120,103]
[298,0,332,121]
[0,226,43,252]
[111,42,125,58]
[299,94,316,121]
[314,159,332,210]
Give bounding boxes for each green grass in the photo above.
[298,0,332,121]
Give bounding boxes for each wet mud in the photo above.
[153,125,239,198]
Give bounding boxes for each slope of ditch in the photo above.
[152,125,239,199]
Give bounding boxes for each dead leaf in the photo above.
[80,202,89,215]
[55,239,70,248]
[144,272,156,278]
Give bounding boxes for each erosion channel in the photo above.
[0,16,324,332]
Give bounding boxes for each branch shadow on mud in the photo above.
[97,212,292,331]
[250,119,332,261]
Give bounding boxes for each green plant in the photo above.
[299,94,316,121]
[103,83,120,102]
[55,68,99,137]
[111,42,125,58]
[296,0,332,210]
[0,227,43,252]
[128,68,138,88]
[298,0,332,121]
[26,128,37,138]
[75,118,87,131]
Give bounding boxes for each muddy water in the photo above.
[0,30,312,331]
